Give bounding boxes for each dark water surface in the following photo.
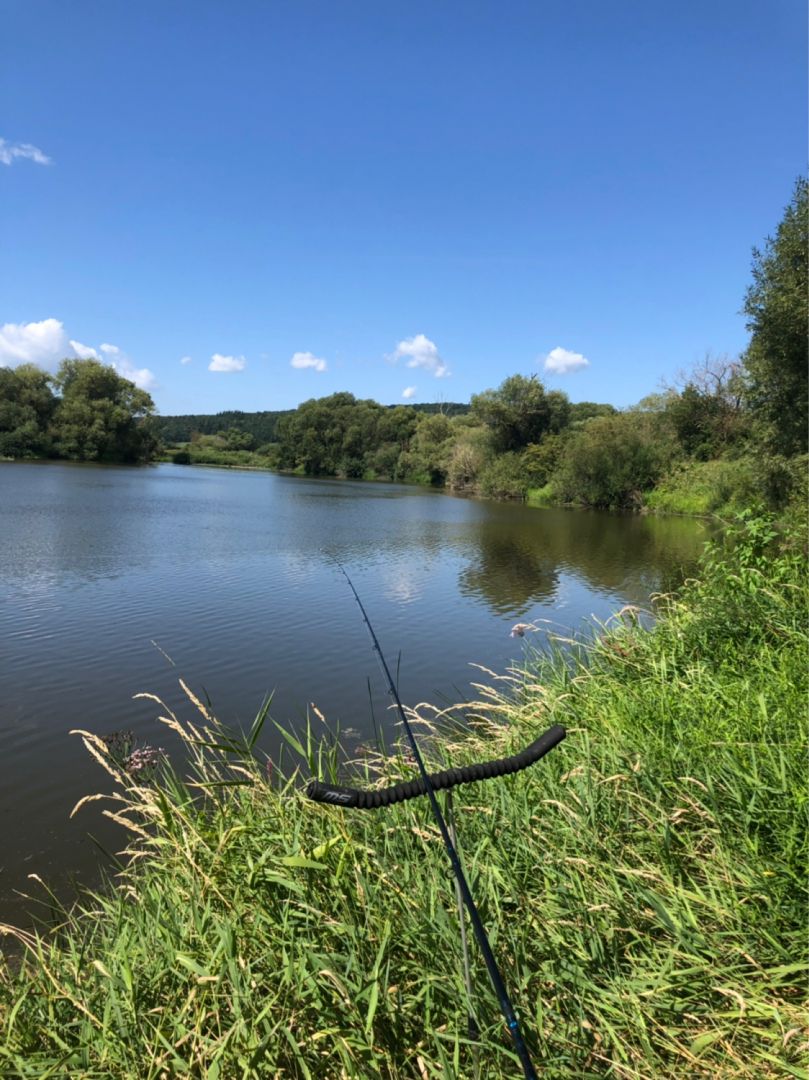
[0,461,711,929]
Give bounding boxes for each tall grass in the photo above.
[643,454,808,517]
[1,514,806,1078]
[167,445,276,470]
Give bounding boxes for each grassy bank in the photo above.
[1,513,806,1078]
[160,445,279,470]
[527,455,809,520]
[642,456,808,518]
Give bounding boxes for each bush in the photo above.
[171,450,192,465]
[477,451,528,499]
[553,411,677,509]
[751,453,808,511]
[646,454,808,516]
[520,434,565,488]
[446,436,486,492]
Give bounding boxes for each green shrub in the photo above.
[520,434,565,488]
[646,454,806,516]
[445,435,486,492]
[477,451,528,499]
[525,483,556,507]
[553,411,677,509]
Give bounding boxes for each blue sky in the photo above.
[2,0,805,415]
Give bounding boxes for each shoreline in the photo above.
[2,453,729,520]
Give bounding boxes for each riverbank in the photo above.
[8,443,805,523]
[160,444,809,521]
[1,510,805,1077]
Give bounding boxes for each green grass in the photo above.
[158,442,280,470]
[167,448,275,469]
[642,458,756,516]
[639,455,809,518]
[525,483,556,507]
[1,513,806,1078]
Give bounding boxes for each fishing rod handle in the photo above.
[306,723,565,809]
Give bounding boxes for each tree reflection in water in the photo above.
[457,507,714,617]
[459,530,558,616]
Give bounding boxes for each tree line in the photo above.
[154,410,291,447]
[0,358,157,464]
[271,386,617,492]
[151,401,470,447]
[265,367,759,509]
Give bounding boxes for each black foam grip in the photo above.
[305,724,566,809]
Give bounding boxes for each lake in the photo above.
[0,461,712,929]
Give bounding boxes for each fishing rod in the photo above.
[306,564,566,1079]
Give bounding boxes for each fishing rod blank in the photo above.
[307,564,566,1080]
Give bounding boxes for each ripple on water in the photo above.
[0,462,710,928]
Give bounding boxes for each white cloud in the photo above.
[73,338,156,391]
[90,339,157,391]
[290,351,327,372]
[114,357,157,392]
[0,138,51,166]
[402,386,417,400]
[0,319,156,391]
[209,353,246,373]
[542,346,590,375]
[392,334,449,378]
[180,355,193,365]
[69,339,100,360]
[0,318,67,368]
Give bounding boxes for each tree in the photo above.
[554,411,677,509]
[471,374,570,453]
[445,427,488,491]
[0,364,56,458]
[663,355,747,458]
[568,401,617,426]
[276,393,385,476]
[52,358,158,463]
[742,178,808,456]
[400,412,457,484]
[521,434,565,487]
[376,406,417,453]
[666,384,727,459]
[218,428,256,451]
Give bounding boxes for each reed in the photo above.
[1,512,806,1078]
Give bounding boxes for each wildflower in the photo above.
[100,731,134,768]
[124,745,166,774]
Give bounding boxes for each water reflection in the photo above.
[455,503,711,614]
[458,529,559,615]
[0,462,714,930]
[0,466,712,612]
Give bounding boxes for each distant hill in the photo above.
[154,401,471,444]
[153,410,293,445]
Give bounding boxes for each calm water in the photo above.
[0,461,711,928]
